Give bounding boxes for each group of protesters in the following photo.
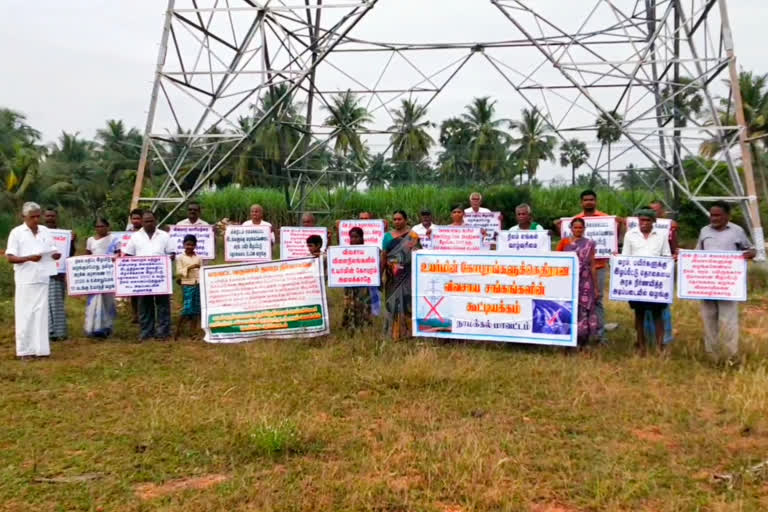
[4,189,757,362]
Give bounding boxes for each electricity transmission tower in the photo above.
[132,0,764,258]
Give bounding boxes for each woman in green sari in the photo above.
[381,210,415,340]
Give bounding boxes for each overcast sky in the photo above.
[1,0,766,182]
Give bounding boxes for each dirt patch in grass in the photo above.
[530,503,581,512]
[134,474,229,500]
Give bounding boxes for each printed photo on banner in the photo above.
[338,220,385,246]
[411,250,579,347]
[110,231,133,253]
[224,225,273,262]
[609,255,674,304]
[677,250,748,301]
[115,256,173,297]
[431,226,484,251]
[48,228,72,274]
[559,216,617,258]
[199,257,329,343]
[464,211,502,246]
[169,225,216,259]
[498,230,551,254]
[280,227,328,259]
[65,255,117,296]
[327,245,381,288]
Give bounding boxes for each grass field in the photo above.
[1,285,768,511]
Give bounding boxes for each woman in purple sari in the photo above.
[556,217,599,346]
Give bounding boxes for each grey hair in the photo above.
[515,203,532,214]
[22,202,41,216]
[469,192,482,200]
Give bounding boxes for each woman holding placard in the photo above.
[381,210,415,340]
[556,218,599,347]
[84,218,119,338]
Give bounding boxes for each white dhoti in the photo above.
[15,282,51,357]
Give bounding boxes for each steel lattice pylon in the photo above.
[132,0,765,258]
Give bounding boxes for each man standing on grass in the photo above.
[465,192,491,214]
[696,201,756,361]
[123,211,176,342]
[621,209,671,352]
[6,202,61,359]
[510,203,545,231]
[177,202,209,226]
[43,207,74,341]
[411,209,436,249]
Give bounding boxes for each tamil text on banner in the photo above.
[200,257,329,343]
[609,255,674,304]
[224,225,273,262]
[498,230,551,254]
[115,256,173,297]
[677,250,747,301]
[49,228,72,274]
[327,245,381,287]
[338,220,385,246]
[280,227,329,259]
[65,255,117,296]
[626,217,672,237]
[412,251,579,347]
[465,211,502,246]
[431,226,484,251]
[170,225,216,259]
[559,216,617,259]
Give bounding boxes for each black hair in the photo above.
[183,234,197,244]
[94,217,110,227]
[711,200,731,214]
[349,227,364,238]
[188,202,201,209]
[420,208,432,216]
[142,210,156,218]
[451,204,464,212]
[130,208,144,217]
[580,189,597,200]
[393,209,408,220]
[306,234,323,247]
[571,217,586,227]
[44,207,57,213]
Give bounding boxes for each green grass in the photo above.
[1,283,767,511]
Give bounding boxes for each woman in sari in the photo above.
[381,210,415,340]
[556,218,599,346]
[84,217,119,338]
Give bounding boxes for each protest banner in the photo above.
[280,227,329,259]
[609,255,674,304]
[65,255,117,296]
[498,230,551,254]
[111,231,133,253]
[338,220,386,246]
[465,211,502,247]
[559,216,617,258]
[200,257,329,343]
[115,256,172,297]
[224,225,273,262]
[48,228,72,274]
[625,216,672,237]
[170,225,216,259]
[677,250,747,301]
[327,245,381,287]
[412,250,579,347]
[431,226,484,251]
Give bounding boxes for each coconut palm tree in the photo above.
[596,111,624,186]
[510,107,557,185]
[0,109,45,205]
[324,90,372,160]
[661,77,704,127]
[388,99,435,164]
[559,139,590,186]
[460,96,511,182]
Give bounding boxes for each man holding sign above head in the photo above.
[510,203,544,231]
[695,201,756,360]
[177,202,209,226]
[465,192,490,214]
[243,204,275,243]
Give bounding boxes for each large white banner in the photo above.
[559,216,617,259]
[224,225,273,262]
[48,228,72,274]
[65,255,116,296]
[280,227,328,259]
[498,230,551,254]
[677,250,747,301]
[609,255,674,304]
[115,256,173,297]
[200,257,329,343]
[169,225,216,259]
[412,250,579,347]
[327,245,381,287]
[431,226,484,251]
[338,220,386,247]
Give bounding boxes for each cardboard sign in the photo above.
[609,255,674,304]
[224,225,273,262]
[465,211,502,247]
[338,220,386,247]
[115,256,173,297]
[626,217,672,237]
[327,245,381,287]
[677,250,747,301]
[280,227,329,259]
[559,216,617,259]
[498,231,551,254]
[48,229,72,274]
[169,225,216,259]
[431,226,484,251]
[66,255,116,296]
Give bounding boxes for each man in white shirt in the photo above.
[621,209,671,351]
[5,202,61,359]
[123,211,176,341]
[464,192,491,214]
[242,204,275,243]
[411,209,436,249]
[176,202,209,226]
[510,204,545,231]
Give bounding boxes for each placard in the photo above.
[465,211,502,247]
[65,255,117,296]
[280,227,329,259]
[559,216,617,259]
[115,256,173,297]
[498,231,551,254]
[110,231,133,253]
[327,245,381,287]
[677,250,747,301]
[169,225,216,259]
[48,228,72,274]
[431,226,484,251]
[338,220,386,247]
[626,217,672,237]
[224,225,273,262]
[609,255,674,304]
[412,250,578,347]
[200,257,329,343]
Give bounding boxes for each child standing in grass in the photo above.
[175,234,202,340]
